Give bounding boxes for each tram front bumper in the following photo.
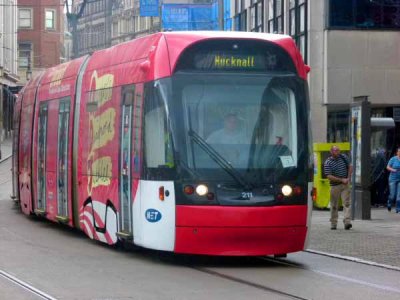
[174,205,308,256]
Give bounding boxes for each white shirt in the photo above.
[206,128,247,144]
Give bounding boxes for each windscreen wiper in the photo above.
[188,130,252,190]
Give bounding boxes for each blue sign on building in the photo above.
[140,0,159,17]
[162,3,218,31]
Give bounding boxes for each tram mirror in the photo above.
[86,102,98,112]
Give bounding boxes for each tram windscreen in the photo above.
[155,73,309,184]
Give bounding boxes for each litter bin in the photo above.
[313,142,350,209]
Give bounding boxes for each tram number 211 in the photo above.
[242,192,254,199]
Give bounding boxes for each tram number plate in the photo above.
[242,192,253,199]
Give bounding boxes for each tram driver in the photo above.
[206,113,246,144]
[206,113,248,166]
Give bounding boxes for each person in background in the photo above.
[324,145,353,230]
[371,148,387,207]
[386,148,400,213]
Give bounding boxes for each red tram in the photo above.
[13,32,312,256]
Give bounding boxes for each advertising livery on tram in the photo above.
[13,31,312,256]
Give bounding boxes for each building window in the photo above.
[45,9,56,30]
[267,0,284,33]
[18,8,33,29]
[18,42,32,68]
[239,9,247,31]
[329,0,400,29]
[113,21,119,38]
[327,110,350,143]
[289,0,307,63]
[250,0,264,32]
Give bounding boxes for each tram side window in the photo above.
[144,85,174,172]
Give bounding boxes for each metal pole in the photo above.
[351,116,357,220]
[218,0,224,30]
[350,97,371,220]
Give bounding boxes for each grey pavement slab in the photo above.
[0,138,12,161]
[308,208,400,268]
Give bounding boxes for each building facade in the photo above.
[233,0,400,154]
[72,0,113,57]
[78,0,218,50]
[18,0,64,84]
[0,0,19,139]
[110,0,160,45]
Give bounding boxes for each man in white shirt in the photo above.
[206,113,246,144]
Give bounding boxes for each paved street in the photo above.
[308,208,400,269]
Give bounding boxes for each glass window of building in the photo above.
[113,21,118,37]
[233,0,248,31]
[289,0,307,63]
[45,10,56,30]
[327,110,350,143]
[18,8,33,29]
[267,0,284,33]
[18,42,32,68]
[250,0,263,32]
[239,9,247,31]
[329,0,400,29]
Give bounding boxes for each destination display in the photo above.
[175,40,296,73]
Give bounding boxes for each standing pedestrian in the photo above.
[324,145,353,230]
[371,148,387,207]
[386,148,400,213]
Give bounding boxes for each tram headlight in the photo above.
[196,184,208,196]
[281,185,293,197]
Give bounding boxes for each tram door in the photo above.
[118,87,134,238]
[19,103,34,215]
[12,97,22,201]
[36,103,48,213]
[57,100,70,220]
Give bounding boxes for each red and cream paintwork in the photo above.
[33,57,87,225]
[15,31,311,256]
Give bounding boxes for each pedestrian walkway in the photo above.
[1,137,400,268]
[308,208,400,269]
[0,138,12,163]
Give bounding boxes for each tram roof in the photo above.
[86,31,308,80]
[40,55,88,85]
[30,31,308,88]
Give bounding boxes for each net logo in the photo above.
[145,209,162,223]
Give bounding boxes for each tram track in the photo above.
[186,253,400,299]
[0,269,57,300]
[190,264,310,300]
[260,255,400,295]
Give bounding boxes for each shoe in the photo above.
[331,225,337,230]
[344,223,352,230]
[388,207,392,212]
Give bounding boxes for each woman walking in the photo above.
[386,148,400,212]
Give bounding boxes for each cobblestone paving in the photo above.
[308,208,400,268]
